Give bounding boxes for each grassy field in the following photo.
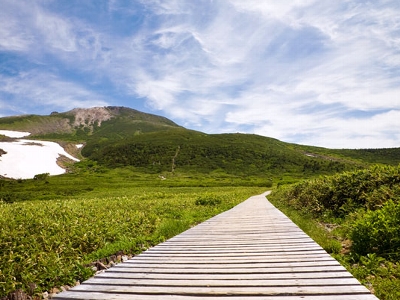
[0,177,265,298]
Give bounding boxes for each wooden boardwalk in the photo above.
[55,192,379,299]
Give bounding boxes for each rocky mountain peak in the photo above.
[67,107,113,128]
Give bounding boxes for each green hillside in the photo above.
[0,106,181,141]
[293,144,400,166]
[83,129,358,178]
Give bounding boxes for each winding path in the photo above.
[54,192,378,299]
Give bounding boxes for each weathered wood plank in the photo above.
[113,261,343,269]
[156,239,316,246]
[124,256,336,263]
[83,277,362,287]
[108,265,349,274]
[54,292,379,300]
[95,271,355,280]
[134,250,328,257]
[129,253,332,262]
[146,246,321,252]
[61,284,373,295]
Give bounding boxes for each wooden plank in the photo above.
[124,256,336,263]
[54,292,379,300]
[114,261,343,269]
[109,265,349,274]
[118,252,330,260]
[116,259,339,266]
[166,234,312,240]
[84,277,363,287]
[157,239,316,246]
[170,230,310,236]
[154,242,317,248]
[62,284,373,295]
[156,239,315,245]
[95,271,355,280]
[144,246,325,253]
[134,251,328,257]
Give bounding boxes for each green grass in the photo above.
[0,184,265,298]
[0,160,274,204]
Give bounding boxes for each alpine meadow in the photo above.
[1,106,400,299]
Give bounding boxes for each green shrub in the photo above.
[350,200,400,259]
[0,192,14,203]
[33,173,50,181]
[195,194,222,206]
[278,165,400,218]
[374,277,400,300]
[155,219,191,241]
[324,240,342,254]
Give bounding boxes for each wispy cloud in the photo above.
[0,71,108,115]
[0,1,34,52]
[1,0,400,148]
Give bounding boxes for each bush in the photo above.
[350,200,400,259]
[33,173,50,181]
[195,194,222,206]
[278,165,400,218]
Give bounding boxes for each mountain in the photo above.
[0,106,180,139]
[1,106,400,180]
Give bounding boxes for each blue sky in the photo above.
[1,0,400,149]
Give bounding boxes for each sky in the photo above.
[1,0,400,149]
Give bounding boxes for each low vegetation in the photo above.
[0,182,264,298]
[269,165,400,299]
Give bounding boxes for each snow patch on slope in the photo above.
[0,130,79,179]
[0,130,31,138]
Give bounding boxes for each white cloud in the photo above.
[86,1,400,149]
[134,75,184,110]
[230,0,316,20]
[35,11,77,52]
[139,0,190,15]
[0,19,32,52]
[0,1,34,51]
[1,0,400,148]
[0,0,103,65]
[0,72,108,113]
[299,110,400,149]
